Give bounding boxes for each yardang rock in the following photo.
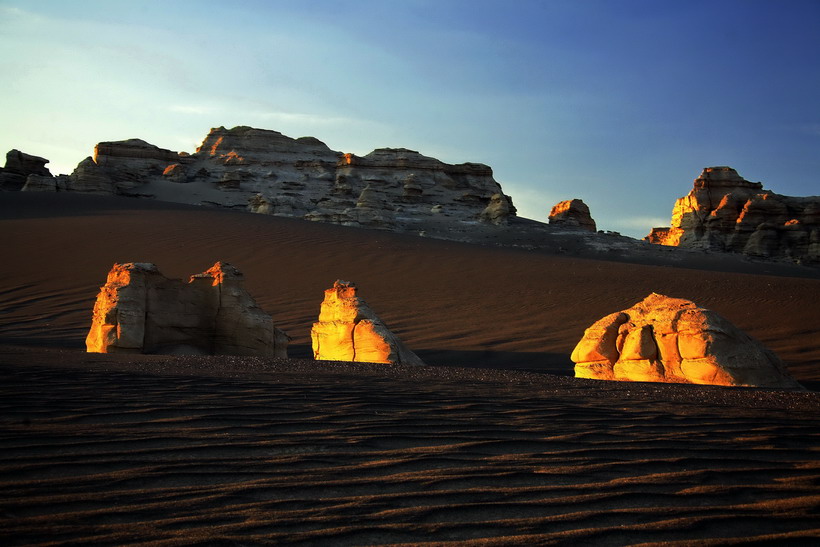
[86,262,288,357]
[310,280,425,365]
[548,199,597,232]
[571,292,801,389]
[646,167,820,263]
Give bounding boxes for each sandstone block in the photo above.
[86,262,287,357]
[571,293,801,389]
[310,280,424,366]
[548,199,597,232]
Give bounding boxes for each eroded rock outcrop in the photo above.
[548,199,596,232]
[86,262,288,357]
[7,125,516,234]
[571,293,801,389]
[646,167,820,263]
[310,280,425,365]
[0,149,51,191]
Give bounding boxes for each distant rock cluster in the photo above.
[6,125,517,232]
[86,262,289,357]
[647,167,820,263]
[572,293,801,389]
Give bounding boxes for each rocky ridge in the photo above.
[12,125,517,232]
[647,167,820,263]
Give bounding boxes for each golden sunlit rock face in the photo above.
[571,293,801,389]
[646,167,820,263]
[548,199,597,232]
[85,262,288,357]
[311,280,425,366]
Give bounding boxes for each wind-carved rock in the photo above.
[0,149,51,191]
[571,293,801,389]
[548,199,597,232]
[310,280,425,365]
[646,167,820,263]
[6,125,516,235]
[86,262,288,357]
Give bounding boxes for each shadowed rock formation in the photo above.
[646,167,820,263]
[548,199,597,232]
[86,262,288,357]
[311,280,425,365]
[571,293,801,389]
[0,149,51,191]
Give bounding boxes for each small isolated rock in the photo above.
[86,262,288,357]
[571,293,801,389]
[549,199,597,232]
[480,193,515,225]
[310,280,425,365]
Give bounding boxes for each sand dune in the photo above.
[1,192,819,544]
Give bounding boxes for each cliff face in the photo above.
[13,125,515,233]
[647,167,820,263]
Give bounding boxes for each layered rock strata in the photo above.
[646,167,820,263]
[8,125,516,232]
[548,199,597,232]
[571,293,801,389]
[86,262,288,357]
[311,280,425,365]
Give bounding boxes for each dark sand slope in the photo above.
[2,193,820,383]
[1,351,819,545]
[1,193,820,545]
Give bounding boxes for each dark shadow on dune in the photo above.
[287,344,573,376]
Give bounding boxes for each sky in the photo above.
[1,0,818,237]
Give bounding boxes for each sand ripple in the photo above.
[1,357,818,545]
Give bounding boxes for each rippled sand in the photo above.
[1,193,819,544]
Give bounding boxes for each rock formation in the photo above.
[571,293,801,389]
[0,149,51,191]
[548,199,597,232]
[7,125,516,234]
[646,167,820,263]
[86,262,288,357]
[310,280,425,365]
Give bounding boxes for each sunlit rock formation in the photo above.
[548,199,597,232]
[310,280,425,365]
[86,262,288,357]
[646,167,820,263]
[571,293,801,389]
[0,149,51,191]
[7,125,515,234]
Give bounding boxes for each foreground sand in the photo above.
[2,347,819,545]
[1,193,820,544]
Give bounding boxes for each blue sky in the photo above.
[1,0,818,237]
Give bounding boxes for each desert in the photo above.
[1,189,819,545]
[3,2,820,544]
